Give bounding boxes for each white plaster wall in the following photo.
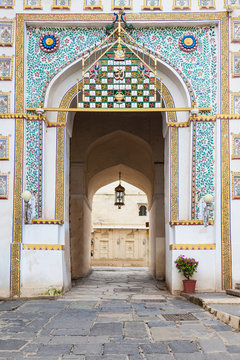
[43,127,57,219]
[63,128,71,291]
[214,119,223,291]
[164,126,173,290]
[20,250,64,297]
[170,250,216,293]
[92,182,149,228]
[23,224,61,244]
[230,119,240,287]
[174,225,215,244]
[0,119,15,297]
[178,126,191,220]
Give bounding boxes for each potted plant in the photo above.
[175,255,199,293]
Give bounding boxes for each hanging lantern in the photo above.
[115,172,125,209]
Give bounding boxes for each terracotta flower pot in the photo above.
[182,279,197,293]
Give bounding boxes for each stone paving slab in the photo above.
[182,292,240,330]
[0,269,240,359]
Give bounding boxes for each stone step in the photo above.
[226,289,240,297]
[235,283,240,290]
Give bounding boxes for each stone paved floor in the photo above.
[0,268,240,359]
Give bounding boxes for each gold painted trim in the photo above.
[198,0,215,9]
[173,0,191,10]
[224,0,240,8]
[0,172,9,199]
[142,0,162,10]
[170,220,214,226]
[31,219,64,225]
[232,172,240,199]
[112,0,132,10]
[232,134,240,159]
[170,244,216,250]
[84,0,103,10]
[27,106,212,113]
[0,113,238,125]
[23,0,42,10]
[52,0,71,9]
[22,244,64,250]
[0,136,9,160]
[10,243,20,297]
[0,56,13,81]
[231,52,240,77]
[221,119,231,289]
[231,93,240,114]
[0,0,14,8]
[0,19,15,47]
[231,18,240,43]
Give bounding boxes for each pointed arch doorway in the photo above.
[69,113,165,280]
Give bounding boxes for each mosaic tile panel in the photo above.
[143,0,162,8]
[0,0,14,8]
[199,0,215,8]
[131,26,217,115]
[0,20,14,45]
[27,25,217,114]
[52,0,70,8]
[84,0,102,9]
[0,136,9,159]
[26,26,105,107]
[0,57,12,80]
[112,0,132,9]
[232,134,240,159]
[232,172,240,199]
[25,121,41,217]
[231,93,240,114]
[26,24,217,220]
[193,122,215,220]
[225,0,240,7]
[24,0,42,8]
[232,53,240,77]
[232,19,240,42]
[173,0,191,9]
[0,93,10,112]
[79,46,161,109]
[0,173,8,198]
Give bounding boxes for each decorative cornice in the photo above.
[31,219,64,225]
[169,220,214,226]
[0,113,65,127]
[1,112,236,129]
[22,244,64,250]
[170,244,216,250]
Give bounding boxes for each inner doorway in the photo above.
[91,181,149,268]
[69,111,165,281]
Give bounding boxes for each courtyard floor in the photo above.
[0,268,240,359]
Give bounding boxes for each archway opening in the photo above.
[91,181,149,268]
[69,110,166,282]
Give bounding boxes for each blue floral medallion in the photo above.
[39,32,60,53]
[179,33,198,53]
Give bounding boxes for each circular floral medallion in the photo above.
[39,33,60,53]
[178,33,198,53]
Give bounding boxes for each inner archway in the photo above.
[69,111,165,281]
[91,181,149,268]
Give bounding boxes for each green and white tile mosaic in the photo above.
[25,24,217,218]
[195,122,215,219]
[131,26,217,115]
